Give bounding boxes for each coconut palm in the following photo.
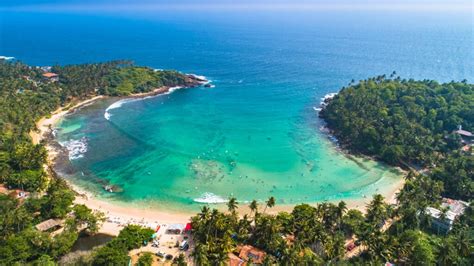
[227,197,238,213]
[454,228,470,257]
[366,194,388,226]
[264,196,276,214]
[199,206,210,221]
[249,200,258,222]
[192,243,209,265]
[336,201,347,231]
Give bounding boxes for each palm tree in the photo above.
[336,201,347,230]
[227,197,238,213]
[366,194,387,226]
[454,228,470,257]
[249,199,258,215]
[263,196,276,214]
[192,243,209,265]
[173,253,187,266]
[405,170,416,181]
[199,206,210,221]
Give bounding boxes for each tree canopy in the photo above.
[320,76,473,200]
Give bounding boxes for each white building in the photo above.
[426,198,468,234]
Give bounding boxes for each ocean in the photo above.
[1,9,472,212]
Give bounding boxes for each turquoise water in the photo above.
[1,10,472,211]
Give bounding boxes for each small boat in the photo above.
[313,107,322,112]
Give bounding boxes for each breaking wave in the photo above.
[104,86,186,121]
[193,192,227,204]
[60,137,88,160]
[0,56,15,60]
[104,98,140,120]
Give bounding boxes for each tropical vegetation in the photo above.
[0,59,196,264]
[320,75,473,200]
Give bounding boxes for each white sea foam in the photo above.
[60,137,88,160]
[104,86,188,120]
[194,192,228,204]
[320,92,338,106]
[0,56,15,60]
[187,73,208,82]
[104,98,140,120]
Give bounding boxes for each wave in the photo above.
[320,92,338,106]
[194,192,227,204]
[0,56,15,60]
[187,73,212,85]
[60,137,88,160]
[104,86,186,120]
[104,98,141,120]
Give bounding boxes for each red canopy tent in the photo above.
[184,223,192,232]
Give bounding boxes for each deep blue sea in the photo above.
[1,10,472,211]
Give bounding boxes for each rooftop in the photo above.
[42,72,58,78]
[35,219,63,232]
[454,126,473,137]
[426,198,468,224]
[441,198,468,215]
[228,253,246,266]
[238,245,266,264]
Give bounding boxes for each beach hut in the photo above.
[238,245,266,264]
[165,224,185,234]
[35,219,63,232]
[42,72,59,82]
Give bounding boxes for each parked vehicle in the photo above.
[156,251,166,258]
[179,240,189,251]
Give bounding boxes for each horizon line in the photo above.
[3,3,472,13]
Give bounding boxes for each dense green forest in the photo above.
[0,59,198,264]
[190,181,472,265]
[320,76,474,200]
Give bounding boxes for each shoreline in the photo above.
[69,173,405,236]
[32,87,405,236]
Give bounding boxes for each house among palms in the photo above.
[228,245,266,265]
[35,219,65,236]
[453,125,473,143]
[42,72,59,82]
[228,253,245,266]
[238,245,266,264]
[425,198,468,234]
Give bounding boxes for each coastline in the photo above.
[32,87,405,236]
[69,172,405,236]
[30,95,105,146]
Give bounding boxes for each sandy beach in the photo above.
[70,175,404,236]
[30,90,406,236]
[73,187,192,235]
[30,95,105,146]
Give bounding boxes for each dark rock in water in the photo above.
[204,83,212,88]
[103,184,123,193]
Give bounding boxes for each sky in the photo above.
[1,0,472,12]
